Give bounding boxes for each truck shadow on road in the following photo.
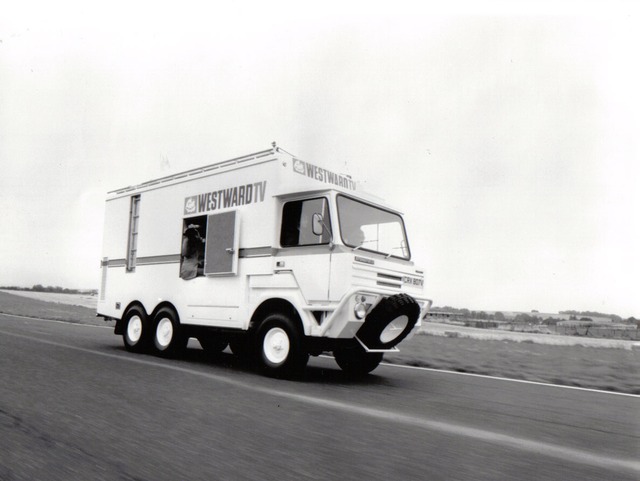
[110,344,394,387]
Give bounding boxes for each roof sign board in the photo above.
[292,158,356,191]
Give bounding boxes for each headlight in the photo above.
[354,302,368,319]
[353,294,378,320]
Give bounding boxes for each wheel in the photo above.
[254,313,309,378]
[198,336,228,354]
[334,347,383,377]
[356,294,420,350]
[122,306,150,353]
[152,307,187,357]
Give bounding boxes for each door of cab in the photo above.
[277,197,332,302]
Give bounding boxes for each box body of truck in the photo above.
[98,146,431,377]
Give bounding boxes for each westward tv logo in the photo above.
[184,196,197,214]
[184,181,267,215]
[293,159,305,174]
[292,159,356,191]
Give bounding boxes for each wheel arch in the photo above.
[249,298,305,335]
[150,301,181,323]
[115,301,148,335]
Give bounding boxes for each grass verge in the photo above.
[386,333,639,395]
[0,291,112,327]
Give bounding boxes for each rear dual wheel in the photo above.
[152,307,187,357]
[122,306,150,353]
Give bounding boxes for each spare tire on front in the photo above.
[356,293,420,350]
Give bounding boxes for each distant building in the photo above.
[426,311,462,321]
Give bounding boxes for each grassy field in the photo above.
[419,321,637,348]
[0,290,110,327]
[385,334,639,394]
[1,291,637,394]
[0,289,98,309]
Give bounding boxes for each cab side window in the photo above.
[281,198,331,247]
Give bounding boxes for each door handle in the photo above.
[225,248,235,254]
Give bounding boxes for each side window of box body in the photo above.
[126,195,141,272]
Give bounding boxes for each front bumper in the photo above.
[308,288,432,346]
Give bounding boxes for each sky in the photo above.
[1,2,638,317]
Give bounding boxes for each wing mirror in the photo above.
[312,213,334,249]
[312,213,324,236]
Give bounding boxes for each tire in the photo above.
[356,294,420,350]
[334,347,383,377]
[122,306,150,353]
[198,336,228,354]
[254,313,309,378]
[151,307,187,357]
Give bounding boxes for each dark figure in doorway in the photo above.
[180,224,205,279]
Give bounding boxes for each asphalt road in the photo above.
[1,313,638,481]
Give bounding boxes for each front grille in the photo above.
[376,273,402,288]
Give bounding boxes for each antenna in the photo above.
[273,143,297,157]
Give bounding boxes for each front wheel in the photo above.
[152,307,187,357]
[254,313,308,378]
[334,347,383,377]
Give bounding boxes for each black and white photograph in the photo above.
[1,1,638,480]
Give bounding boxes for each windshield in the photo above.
[337,195,411,260]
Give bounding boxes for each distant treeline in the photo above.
[559,309,620,318]
[0,285,98,296]
[431,306,637,325]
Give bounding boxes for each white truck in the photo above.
[97,145,431,377]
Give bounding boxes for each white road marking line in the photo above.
[322,354,640,398]
[0,312,113,328]
[2,325,639,477]
[379,362,640,398]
